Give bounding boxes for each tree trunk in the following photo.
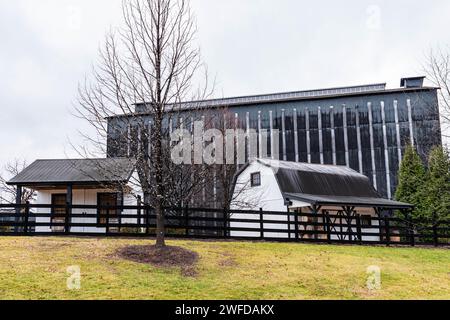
[154,114,166,248]
[155,201,165,247]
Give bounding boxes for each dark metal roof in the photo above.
[136,83,387,109]
[258,159,413,209]
[114,83,439,119]
[7,158,136,186]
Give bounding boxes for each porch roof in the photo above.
[284,193,413,210]
[7,158,136,187]
[257,159,413,210]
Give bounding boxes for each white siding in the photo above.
[231,161,381,242]
[231,162,285,212]
[231,162,296,238]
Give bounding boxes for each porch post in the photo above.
[66,185,73,234]
[117,191,124,232]
[311,205,319,240]
[375,207,383,242]
[15,185,22,205]
[14,185,23,233]
[344,206,350,242]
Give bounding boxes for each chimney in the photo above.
[400,76,425,88]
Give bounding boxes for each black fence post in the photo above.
[118,210,123,233]
[184,206,189,237]
[260,208,264,240]
[24,201,30,234]
[223,208,228,238]
[14,186,22,233]
[65,202,71,235]
[321,211,327,243]
[294,210,300,241]
[106,206,110,235]
[347,211,353,243]
[66,185,73,234]
[384,217,391,246]
[325,212,332,244]
[145,206,150,235]
[137,196,142,229]
[433,222,439,247]
[287,211,292,240]
[356,214,362,245]
[408,216,415,247]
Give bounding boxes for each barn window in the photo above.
[361,215,372,227]
[251,172,261,187]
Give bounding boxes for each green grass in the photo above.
[0,237,448,300]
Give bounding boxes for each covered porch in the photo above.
[285,193,414,243]
[7,158,139,234]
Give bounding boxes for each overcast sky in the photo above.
[1,0,449,173]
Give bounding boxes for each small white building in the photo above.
[231,159,413,242]
[8,158,142,234]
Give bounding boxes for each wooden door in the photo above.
[97,193,119,232]
[51,194,67,232]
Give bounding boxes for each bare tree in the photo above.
[424,46,450,141]
[0,160,36,204]
[75,0,213,248]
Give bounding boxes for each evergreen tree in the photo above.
[424,146,450,223]
[395,145,427,218]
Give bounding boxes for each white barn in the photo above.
[8,158,142,234]
[231,159,413,242]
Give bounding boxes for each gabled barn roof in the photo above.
[7,158,136,187]
[257,159,413,209]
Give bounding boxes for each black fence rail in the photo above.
[0,203,449,247]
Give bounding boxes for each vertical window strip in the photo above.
[258,111,263,159]
[343,105,350,167]
[270,110,275,160]
[293,109,299,162]
[407,99,415,146]
[368,102,378,190]
[282,109,287,161]
[381,101,392,199]
[330,106,337,165]
[355,106,363,174]
[306,108,311,163]
[318,107,324,164]
[394,100,402,167]
[127,124,132,158]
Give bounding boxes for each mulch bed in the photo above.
[116,245,200,277]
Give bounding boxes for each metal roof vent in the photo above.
[400,76,425,88]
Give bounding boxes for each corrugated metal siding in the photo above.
[107,88,442,202]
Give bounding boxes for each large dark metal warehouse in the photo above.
[107,76,442,201]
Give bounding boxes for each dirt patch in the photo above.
[116,245,199,277]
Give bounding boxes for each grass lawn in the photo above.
[0,237,448,300]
